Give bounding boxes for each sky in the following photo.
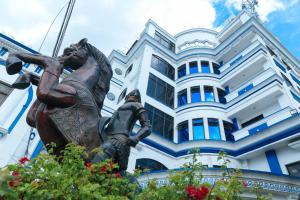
[0,0,299,60]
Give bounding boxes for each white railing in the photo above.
[226,68,276,102]
[219,40,261,73]
[233,107,293,141]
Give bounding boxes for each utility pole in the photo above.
[52,0,76,57]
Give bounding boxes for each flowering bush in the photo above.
[0,145,271,200]
[0,144,139,199]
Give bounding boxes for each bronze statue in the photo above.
[94,89,151,171]
[6,38,112,159]
[5,39,151,171]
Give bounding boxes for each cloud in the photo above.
[225,0,299,22]
[0,0,298,57]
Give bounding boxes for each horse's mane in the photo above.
[86,43,113,111]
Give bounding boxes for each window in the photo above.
[241,114,264,128]
[193,118,205,140]
[178,64,186,79]
[151,55,175,80]
[204,86,214,102]
[286,161,300,177]
[177,89,187,107]
[147,73,174,108]
[191,87,201,103]
[178,121,189,143]
[125,64,133,77]
[135,158,168,171]
[274,59,286,73]
[145,103,174,141]
[117,88,127,103]
[208,118,221,140]
[223,121,235,141]
[201,61,210,73]
[212,63,220,75]
[0,81,13,106]
[154,31,175,52]
[217,88,226,104]
[189,61,198,74]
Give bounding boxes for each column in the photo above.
[188,119,193,141]
[187,87,191,104]
[209,61,214,73]
[186,62,189,75]
[213,87,219,102]
[200,85,205,102]
[203,118,210,139]
[219,120,226,141]
[198,60,202,73]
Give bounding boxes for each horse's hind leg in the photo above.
[36,108,68,157]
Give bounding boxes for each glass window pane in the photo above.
[223,120,235,141]
[178,89,187,107]
[178,64,186,78]
[208,118,221,140]
[204,86,214,102]
[213,63,220,75]
[217,88,227,104]
[178,121,189,143]
[145,103,174,141]
[193,118,205,140]
[191,87,201,103]
[189,61,198,74]
[201,61,210,73]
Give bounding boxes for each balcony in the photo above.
[232,107,294,141]
[220,46,268,90]
[225,68,276,102]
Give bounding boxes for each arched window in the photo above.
[117,88,127,103]
[135,158,168,171]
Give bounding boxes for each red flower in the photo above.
[114,172,122,178]
[7,180,18,188]
[85,162,92,168]
[243,181,248,187]
[100,166,107,173]
[18,157,29,164]
[186,185,209,200]
[12,171,20,177]
[107,161,114,170]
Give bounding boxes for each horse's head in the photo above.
[59,38,89,70]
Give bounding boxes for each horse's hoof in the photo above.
[12,74,31,89]
[6,56,23,75]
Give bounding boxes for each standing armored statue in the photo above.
[94,89,151,171]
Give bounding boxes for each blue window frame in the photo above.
[208,118,221,140]
[191,87,201,103]
[0,47,8,56]
[178,121,189,143]
[274,59,286,73]
[177,89,187,107]
[201,61,210,73]
[204,86,214,102]
[189,61,198,74]
[178,64,186,79]
[193,118,205,140]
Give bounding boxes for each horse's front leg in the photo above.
[6,53,59,75]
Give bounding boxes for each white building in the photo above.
[0,10,300,199]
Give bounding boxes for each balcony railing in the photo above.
[226,68,276,102]
[232,107,294,141]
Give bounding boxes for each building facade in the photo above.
[0,10,300,199]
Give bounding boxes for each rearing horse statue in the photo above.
[6,38,113,159]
